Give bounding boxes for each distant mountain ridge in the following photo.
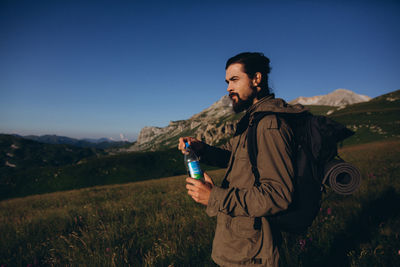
[16,134,131,149]
[126,89,373,152]
[0,134,99,171]
[289,88,371,106]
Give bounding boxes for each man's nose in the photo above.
[227,83,233,92]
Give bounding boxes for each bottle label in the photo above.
[188,161,203,179]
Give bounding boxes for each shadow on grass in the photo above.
[316,187,400,267]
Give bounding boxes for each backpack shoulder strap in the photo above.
[247,111,275,186]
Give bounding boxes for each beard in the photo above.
[229,91,256,113]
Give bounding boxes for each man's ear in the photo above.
[252,72,262,87]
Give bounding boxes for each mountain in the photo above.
[289,89,371,106]
[19,134,131,149]
[123,95,240,151]
[81,137,114,143]
[125,89,396,152]
[0,134,100,171]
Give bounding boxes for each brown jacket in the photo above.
[199,95,307,266]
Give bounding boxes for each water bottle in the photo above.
[184,142,204,180]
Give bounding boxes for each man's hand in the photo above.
[178,137,204,154]
[186,172,214,206]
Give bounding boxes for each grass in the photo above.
[0,169,225,266]
[306,105,335,115]
[1,140,399,266]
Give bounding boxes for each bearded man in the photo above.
[178,52,305,266]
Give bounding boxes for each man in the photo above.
[178,52,306,266]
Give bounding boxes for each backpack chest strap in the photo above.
[247,112,276,186]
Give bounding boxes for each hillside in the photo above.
[0,143,218,201]
[326,89,400,145]
[0,135,101,199]
[1,140,399,266]
[0,135,169,200]
[0,134,100,170]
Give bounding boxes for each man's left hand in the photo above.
[186,172,214,206]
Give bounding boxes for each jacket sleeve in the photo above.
[206,117,295,217]
[197,140,232,169]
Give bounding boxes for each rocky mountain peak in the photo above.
[289,88,371,106]
[126,95,236,151]
[191,95,233,120]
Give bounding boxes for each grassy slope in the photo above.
[0,135,101,200]
[1,140,399,266]
[299,90,400,146]
[0,147,219,201]
[0,135,217,200]
[327,89,400,146]
[305,105,334,116]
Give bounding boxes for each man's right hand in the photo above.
[178,137,205,154]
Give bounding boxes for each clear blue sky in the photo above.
[1,0,399,141]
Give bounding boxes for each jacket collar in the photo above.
[234,94,308,136]
[246,94,276,116]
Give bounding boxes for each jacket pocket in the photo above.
[212,214,263,264]
[231,216,260,239]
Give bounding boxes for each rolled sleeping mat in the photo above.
[322,159,361,195]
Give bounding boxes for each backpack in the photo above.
[247,111,355,233]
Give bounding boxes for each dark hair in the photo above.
[226,52,271,93]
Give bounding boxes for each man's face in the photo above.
[225,63,257,113]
